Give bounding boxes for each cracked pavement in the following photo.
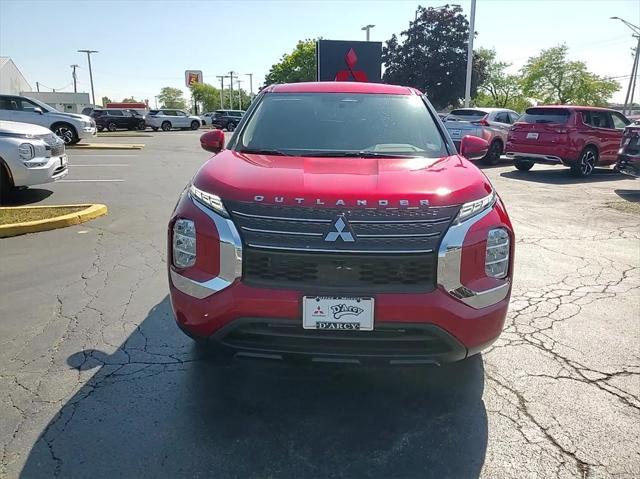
[1,132,638,478]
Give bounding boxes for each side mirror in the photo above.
[200,130,225,153]
[459,135,489,160]
[33,107,43,115]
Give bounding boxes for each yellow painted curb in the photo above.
[69,143,145,150]
[97,133,152,138]
[0,204,108,238]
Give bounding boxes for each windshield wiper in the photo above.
[306,150,420,158]
[238,148,292,156]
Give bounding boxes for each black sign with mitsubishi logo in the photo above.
[316,40,382,83]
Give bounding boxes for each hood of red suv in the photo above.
[192,150,493,207]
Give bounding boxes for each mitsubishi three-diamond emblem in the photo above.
[324,216,355,242]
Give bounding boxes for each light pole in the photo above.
[154,95,159,109]
[464,0,477,107]
[229,71,236,110]
[361,24,375,41]
[70,64,79,93]
[78,50,98,106]
[236,79,243,110]
[245,73,254,98]
[611,17,640,116]
[216,75,227,109]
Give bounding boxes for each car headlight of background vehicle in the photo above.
[18,143,35,161]
[173,219,196,268]
[189,184,229,217]
[456,191,496,223]
[485,228,510,278]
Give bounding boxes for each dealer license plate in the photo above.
[449,129,462,138]
[303,296,374,331]
[526,132,539,140]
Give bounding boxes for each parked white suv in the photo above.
[0,120,68,201]
[146,109,201,131]
[0,95,96,145]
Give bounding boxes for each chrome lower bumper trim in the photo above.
[170,269,233,299]
[437,207,511,309]
[505,152,562,163]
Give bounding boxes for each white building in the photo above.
[0,57,31,95]
[22,91,91,114]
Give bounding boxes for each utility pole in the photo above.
[78,49,98,106]
[245,73,254,99]
[36,82,40,92]
[70,64,79,93]
[236,79,243,110]
[361,24,375,42]
[464,0,477,107]
[154,96,159,109]
[229,71,235,110]
[611,17,640,116]
[216,75,227,109]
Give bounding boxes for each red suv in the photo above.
[506,106,630,177]
[168,82,514,366]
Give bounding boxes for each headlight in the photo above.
[456,191,496,223]
[83,121,92,127]
[173,219,196,268]
[189,184,228,217]
[485,228,510,279]
[18,143,35,161]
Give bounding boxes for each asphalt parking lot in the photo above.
[1,131,638,478]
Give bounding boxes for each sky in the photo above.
[1,0,638,106]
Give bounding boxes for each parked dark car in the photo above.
[92,109,146,131]
[615,123,640,178]
[210,109,245,132]
[506,106,630,177]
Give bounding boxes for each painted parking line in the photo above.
[58,179,126,183]
[68,154,139,157]
[70,164,130,167]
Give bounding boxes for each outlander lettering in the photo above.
[168,82,514,365]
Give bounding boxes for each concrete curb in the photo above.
[69,143,145,150]
[0,204,108,238]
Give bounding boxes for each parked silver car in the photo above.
[146,109,202,131]
[443,108,520,164]
[0,120,67,201]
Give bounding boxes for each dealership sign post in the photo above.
[185,70,203,114]
[316,40,382,83]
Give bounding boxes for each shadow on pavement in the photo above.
[1,188,53,206]
[614,189,640,202]
[22,296,488,479]
[500,167,627,184]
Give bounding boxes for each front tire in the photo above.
[190,120,200,130]
[227,122,236,132]
[137,121,146,130]
[52,123,79,145]
[107,122,118,132]
[571,147,598,177]
[483,140,502,165]
[514,159,534,171]
[161,121,171,131]
[0,164,15,204]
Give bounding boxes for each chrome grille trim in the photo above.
[241,226,323,237]
[246,243,434,254]
[231,210,332,223]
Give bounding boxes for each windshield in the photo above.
[28,97,59,113]
[238,92,447,157]
[446,109,488,121]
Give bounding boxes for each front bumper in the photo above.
[11,154,68,187]
[78,126,97,140]
[615,154,640,178]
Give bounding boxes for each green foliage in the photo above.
[382,5,487,110]
[158,87,187,109]
[474,48,531,111]
[264,39,316,85]
[520,45,619,106]
[121,96,137,103]
[101,96,112,107]
[190,82,252,112]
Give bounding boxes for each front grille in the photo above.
[217,319,465,360]
[226,200,460,254]
[244,249,435,292]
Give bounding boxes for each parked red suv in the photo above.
[168,82,514,365]
[506,106,630,177]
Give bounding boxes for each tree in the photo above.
[121,96,137,103]
[520,45,619,106]
[101,96,112,107]
[190,82,253,112]
[382,5,487,110]
[264,39,316,85]
[474,48,531,111]
[158,87,187,109]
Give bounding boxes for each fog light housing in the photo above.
[486,228,509,278]
[173,219,196,268]
[18,143,35,161]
